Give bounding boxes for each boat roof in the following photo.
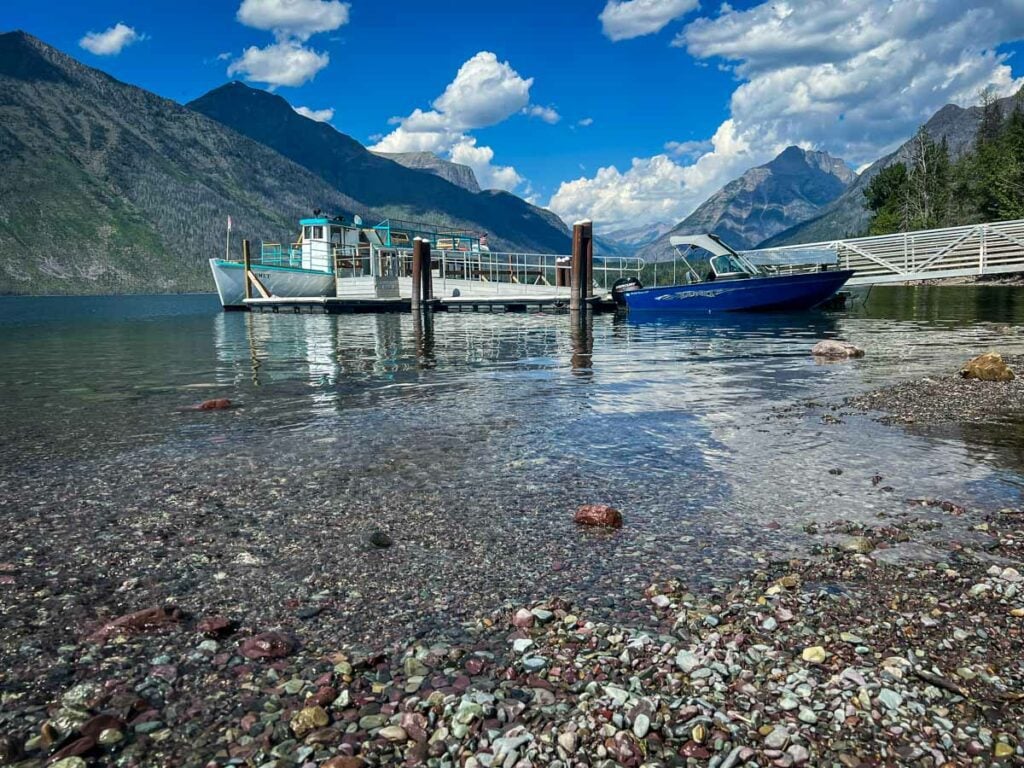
[744,248,838,266]
[669,234,735,257]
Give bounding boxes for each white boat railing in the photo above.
[336,247,644,294]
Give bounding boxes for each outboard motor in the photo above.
[611,276,643,307]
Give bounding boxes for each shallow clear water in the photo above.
[1,286,1023,631]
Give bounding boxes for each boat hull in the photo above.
[624,270,855,313]
[209,258,336,310]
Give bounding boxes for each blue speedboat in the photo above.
[620,234,854,313]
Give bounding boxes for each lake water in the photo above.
[2,287,1024,640]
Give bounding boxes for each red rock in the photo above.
[574,504,623,529]
[465,658,484,675]
[197,615,235,638]
[196,398,232,410]
[87,605,182,644]
[680,741,711,759]
[240,631,295,660]
[309,686,337,707]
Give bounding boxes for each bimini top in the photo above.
[669,233,737,256]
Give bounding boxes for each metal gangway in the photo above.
[745,218,1024,286]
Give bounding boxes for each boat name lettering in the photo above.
[656,289,726,300]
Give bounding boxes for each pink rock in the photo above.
[574,504,623,529]
[512,609,535,628]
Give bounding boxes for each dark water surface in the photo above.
[2,286,1024,640]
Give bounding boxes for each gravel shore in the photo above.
[1,490,1022,766]
[844,355,1024,426]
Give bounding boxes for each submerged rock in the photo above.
[574,504,623,529]
[195,398,232,410]
[87,605,182,645]
[368,530,393,548]
[961,351,1014,381]
[811,340,865,359]
[240,631,295,660]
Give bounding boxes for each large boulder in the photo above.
[811,340,865,359]
[960,352,1014,382]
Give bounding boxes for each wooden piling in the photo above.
[242,239,252,300]
[411,237,423,311]
[581,220,594,303]
[422,240,433,303]
[570,222,584,311]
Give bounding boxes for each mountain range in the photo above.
[0,31,568,295]
[761,91,1023,247]
[637,146,855,261]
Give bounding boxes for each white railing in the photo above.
[339,248,644,295]
[744,219,1024,286]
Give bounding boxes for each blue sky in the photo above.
[6,1,1024,232]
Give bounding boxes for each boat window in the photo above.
[304,226,312,240]
[711,253,752,278]
[330,226,342,243]
[313,226,324,240]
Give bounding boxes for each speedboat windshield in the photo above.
[669,234,761,282]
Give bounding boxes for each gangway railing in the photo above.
[743,218,1024,286]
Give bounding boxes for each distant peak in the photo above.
[778,145,806,159]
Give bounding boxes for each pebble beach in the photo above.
[2,295,1024,767]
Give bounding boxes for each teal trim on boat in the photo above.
[211,259,333,276]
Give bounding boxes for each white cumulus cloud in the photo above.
[577,117,594,127]
[525,104,561,124]
[294,105,335,122]
[237,0,350,41]
[370,52,535,192]
[228,40,329,89]
[79,23,144,56]
[528,104,561,123]
[553,0,1024,232]
[600,0,700,41]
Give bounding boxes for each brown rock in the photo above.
[811,340,865,359]
[197,616,236,638]
[79,714,124,740]
[240,632,295,660]
[87,605,182,644]
[322,758,365,768]
[961,352,1014,382]
[48,735,96,761]
[574,504,623,529]
[196,398,232,410]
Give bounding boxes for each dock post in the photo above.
[570,222,584,312]
[422,240,433,305]
[411,237,423,312]
[581,219,594,305]
[242,239,252,301]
